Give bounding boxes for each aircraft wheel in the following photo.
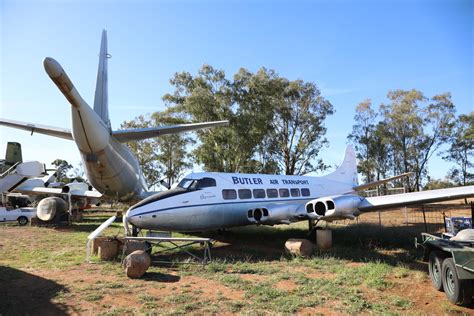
[442,258,473,305]
[17,216,28,226]
[428,251,445,291]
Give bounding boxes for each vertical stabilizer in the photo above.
[321,145,359,186]
[5,142,22,165]
[93,30,110,130]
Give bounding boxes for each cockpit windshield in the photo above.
[178,178,195,189]
[177,177,217,190]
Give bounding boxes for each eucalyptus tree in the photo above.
[163,65,333,175]
[380,90,455,191]
[443,112,474,185]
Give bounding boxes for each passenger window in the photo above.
[266,189,278,198]
[301,188,310,197]
[253,189,265,198]
[291,188,300,197]
[196,177,217,189]
[238,189,252,199]
[222,189,237,200]
[279,188,289,198]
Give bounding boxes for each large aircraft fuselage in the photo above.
[44,57,147,201]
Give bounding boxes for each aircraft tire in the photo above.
[428,251,445,291]
[441,258,473,306]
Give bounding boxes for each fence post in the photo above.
[422,206,428,233]
[405,207,408,226]
[471,202,474,228]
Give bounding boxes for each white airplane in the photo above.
[0,30,228,202]
[123,146,474,234]
[0,141,101,217]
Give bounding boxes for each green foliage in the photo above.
[348,99,377,182]
[266,79,334,175]
[151,111,195,186]
[423,177,455,190]
[163,65,333,174]
[348,89,456,191]
[120,110,194,188]
[120,115,161,187]
[442,112,474,185]
[51,159,73,183]
[382,90,455,191]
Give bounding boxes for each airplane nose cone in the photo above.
[43,57,63,78]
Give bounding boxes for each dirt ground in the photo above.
[0,201,473,315]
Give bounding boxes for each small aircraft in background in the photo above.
[124,146,474,234]
[0,142,101,221]
[0,142,22,174]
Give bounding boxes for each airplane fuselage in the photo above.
[70,94,148,201]
[44,57,148,201]
[125,172,354,232]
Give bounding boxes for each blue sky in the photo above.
[1,0,472,180]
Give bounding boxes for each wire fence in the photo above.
[333,203,473,235]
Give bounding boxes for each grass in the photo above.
[0,212,469,315]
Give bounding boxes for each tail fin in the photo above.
[5,142,22,166]
[321,145,358,186]
[93,30,110,130]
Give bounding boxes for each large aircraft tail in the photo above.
[321,145,358,186]
[93,30,110,130]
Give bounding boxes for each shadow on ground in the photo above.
[48,213,449,275]
[0,266,73,315]
[143,272,180,283]
[148,222,444,274]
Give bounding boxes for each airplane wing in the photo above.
[15,187,102,198]
[112,120,229,142]
[0,118,73,140]
[352,172,413,192]
[305,185,474,221]
[357,185,474,212]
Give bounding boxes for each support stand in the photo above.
[121,236,213,265]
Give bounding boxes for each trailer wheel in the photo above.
[442,258,473,306]
[428,251,445,291]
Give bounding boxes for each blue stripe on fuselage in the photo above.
[130,197,314,218]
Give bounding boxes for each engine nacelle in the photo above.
[247,208,269,224]
[305,195,363,221]
[37,197,69,221]
[247,206,293,225]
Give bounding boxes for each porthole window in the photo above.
[222,189,237,200]
[279,188,289,198]
[266,189,278,198]
[291,188,300,197]
[238,189,252,199]
[253,189,266,198]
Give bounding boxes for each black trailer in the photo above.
[415,232,474,305]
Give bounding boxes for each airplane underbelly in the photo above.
[82,140,145,200]
[135,204,251,232]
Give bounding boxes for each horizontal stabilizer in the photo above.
[0,118,72,140]
[353,172,413,191]
[358,185,474,212]
[113,120,229,142]
[15,186,102,198]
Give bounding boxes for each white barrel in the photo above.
[316,229,333,249]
